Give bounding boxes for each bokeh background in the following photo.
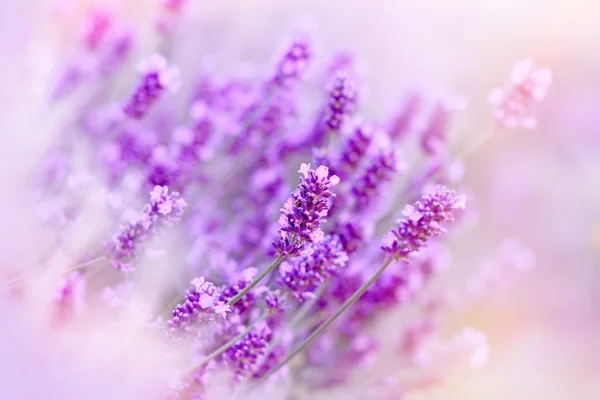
[1,1,599,399]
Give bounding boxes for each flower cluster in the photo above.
[488,58,552,129]
[324,72,358,131]
[106,185,186,272]
[24,11,554,399]
[123,54,180,119]
[168,277,230,331]
[333,122,373,179]
[269,38,312,89]
[382,185,466,261]
[279,235,349,300]
[273,164,340,257]
[225,321,273,379]
[351,149,399,211]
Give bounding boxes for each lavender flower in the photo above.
[272,164,340,257]
[351,149,398,211]
[225,321,272,379]
[80,8,113,51]
[279,235,349,300]
[53,271,86,325]
[419,103,450,156]
[168,277,230,331]
[98,28,134,75]
[324,72,357,131]
[106,185,186,272]
[334,122,373,178]
[382,185,466,261]
[269,38,312,89]
[219,268,259,318]
[388,93,421,142]
[330,220,370,255]
[488,58,552,129]
[123,54,180,119]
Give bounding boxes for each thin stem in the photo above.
[257,258,393,384]
[226,255,285,307]
[63,256,107,274]
[375,125,496,234]
[188,313,268,374]
[4,256,107,289]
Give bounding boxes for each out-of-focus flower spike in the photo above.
[99,28,134,76]
[351,138,401,212]
[155,0,190,34]
[53,271,86,326]
[106,185,186,272]
[123,54,180,120]
[388,93,421,142]
[80,7,113,51]
[488,58,552,129]
[333,120,374,179]
[269,37,312,90]
[323,71,358,132]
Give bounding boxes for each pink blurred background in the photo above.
[1,1,599,399]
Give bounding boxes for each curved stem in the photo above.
[375,125,496,234]
[63,256,107,274]
[256,258,393,384]
[4,256,107,289]
[226,255,285,307]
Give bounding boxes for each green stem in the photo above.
[226,255,285,307]
[257,258,393,384]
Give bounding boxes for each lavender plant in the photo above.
[4,4,552,400]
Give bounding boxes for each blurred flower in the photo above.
[488,58,552,129]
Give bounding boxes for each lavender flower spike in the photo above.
[227,164,339,308]
[273,163,340,257]
[123,53,180,119]
[168,277,230,331]
[488,58,552,129]
[226,321,272,379]
[279,235,349,301]
[382,185,466,261]
[106,185,186,272]
[324,72,357,131]
[269,38,312,89]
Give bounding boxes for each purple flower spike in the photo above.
[389,93,421,142]
[106,185,186,272]
[279,235,348,301]
[335,121,373,178]
[351,149,398,211]
[382,185,466,261]
[80,7,113,51]
[324,72,357,131]
[225,321,272,379]
[330,220,370,255]
[168,277,230,331]
[419,103,451,156]
[219,268,259,318]
[123,54,180,119]
[270,38,312,89]
[273,164,340,257]
[488,58,552,129]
